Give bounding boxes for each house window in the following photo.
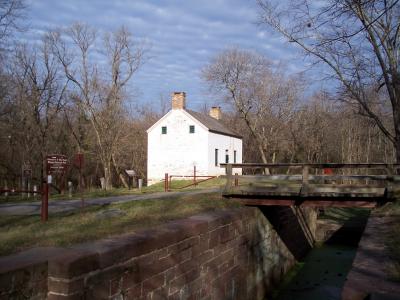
[225,150,229,163]
[215,149,218,166]
[161,126,167,134]
[234,150,237,163]
[189,125,195,133]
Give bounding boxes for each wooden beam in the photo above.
[220,163,400,169]
[235,198,296,206]
[299,201,377,208]
[233,198,377,208]
[221,174,399,182]
[224,185,385,198]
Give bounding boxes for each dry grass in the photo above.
[0,192,240,256]
[0,178,226,204]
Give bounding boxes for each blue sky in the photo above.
[23,0,312,111]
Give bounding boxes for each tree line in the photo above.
[0,0,397,192]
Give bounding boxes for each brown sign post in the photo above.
[42,154,67,222]
[74,153,84,208]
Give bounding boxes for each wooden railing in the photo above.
[220,163,400,199]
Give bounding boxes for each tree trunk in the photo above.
[257,143,270,175]
[393,106,400,164]
[112,155,128,188]
[104,160,112,190]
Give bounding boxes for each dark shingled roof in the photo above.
[186,109,242,139]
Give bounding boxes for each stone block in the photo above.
[48,278,84,295]
[170,248,192,264]
[191,234,210,257]
[166,218,209,240]
[169,269,199,295]
[48,249,99,279]
[142,273,166,295]
[196,250,214,268]
[220,225,235,243]
[125,283,142,299]
[168,236,199,255]
[47,292,84,300]
[165,267,177,284]
[73,237,136,269]
[176,260,198,277]
[151,286,169,300]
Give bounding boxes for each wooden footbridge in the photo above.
[221,163,400,208]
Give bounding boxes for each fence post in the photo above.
[41,180,49,222]
[164,173,169,192]
[234,173,239,187]
[4,180,8,197]
[68,181,73,198]
[194,166,197,186]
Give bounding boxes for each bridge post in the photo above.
[300,165,310,199]
[386,164,398,199]
[302,165,309,185]
[224,164,233,193]
[386,164,394,176]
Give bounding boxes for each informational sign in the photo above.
[125,170,136,177]
[46,155,68,174]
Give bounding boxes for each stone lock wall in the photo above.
[0,207,313,300]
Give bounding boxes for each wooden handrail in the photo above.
[220,174,400,181]
[220,163,400,169]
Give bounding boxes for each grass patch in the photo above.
[0,178,226,204]
[0,191,240,256]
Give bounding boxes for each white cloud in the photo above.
[23,0,303,109]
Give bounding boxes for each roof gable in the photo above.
[146,109,208,133]
[186,110,242,139]
[146,110,172,133]
[147,108,242,140]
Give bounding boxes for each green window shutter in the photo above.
[189,125,195,133]
[161,126,167,134]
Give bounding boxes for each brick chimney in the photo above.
[171,92,186,110]
[209,106,222,120]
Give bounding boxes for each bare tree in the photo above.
[49,23,147,190]
[0,0,25,48]
[203,48,302,167]
[257,0,400,162]
[0,0,25,117]
[7,38,68,184]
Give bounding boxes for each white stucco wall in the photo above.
[147,110,209,185]
[147,109,243,185]
[207,132,243,176]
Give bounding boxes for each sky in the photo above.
[23,0,311,111]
